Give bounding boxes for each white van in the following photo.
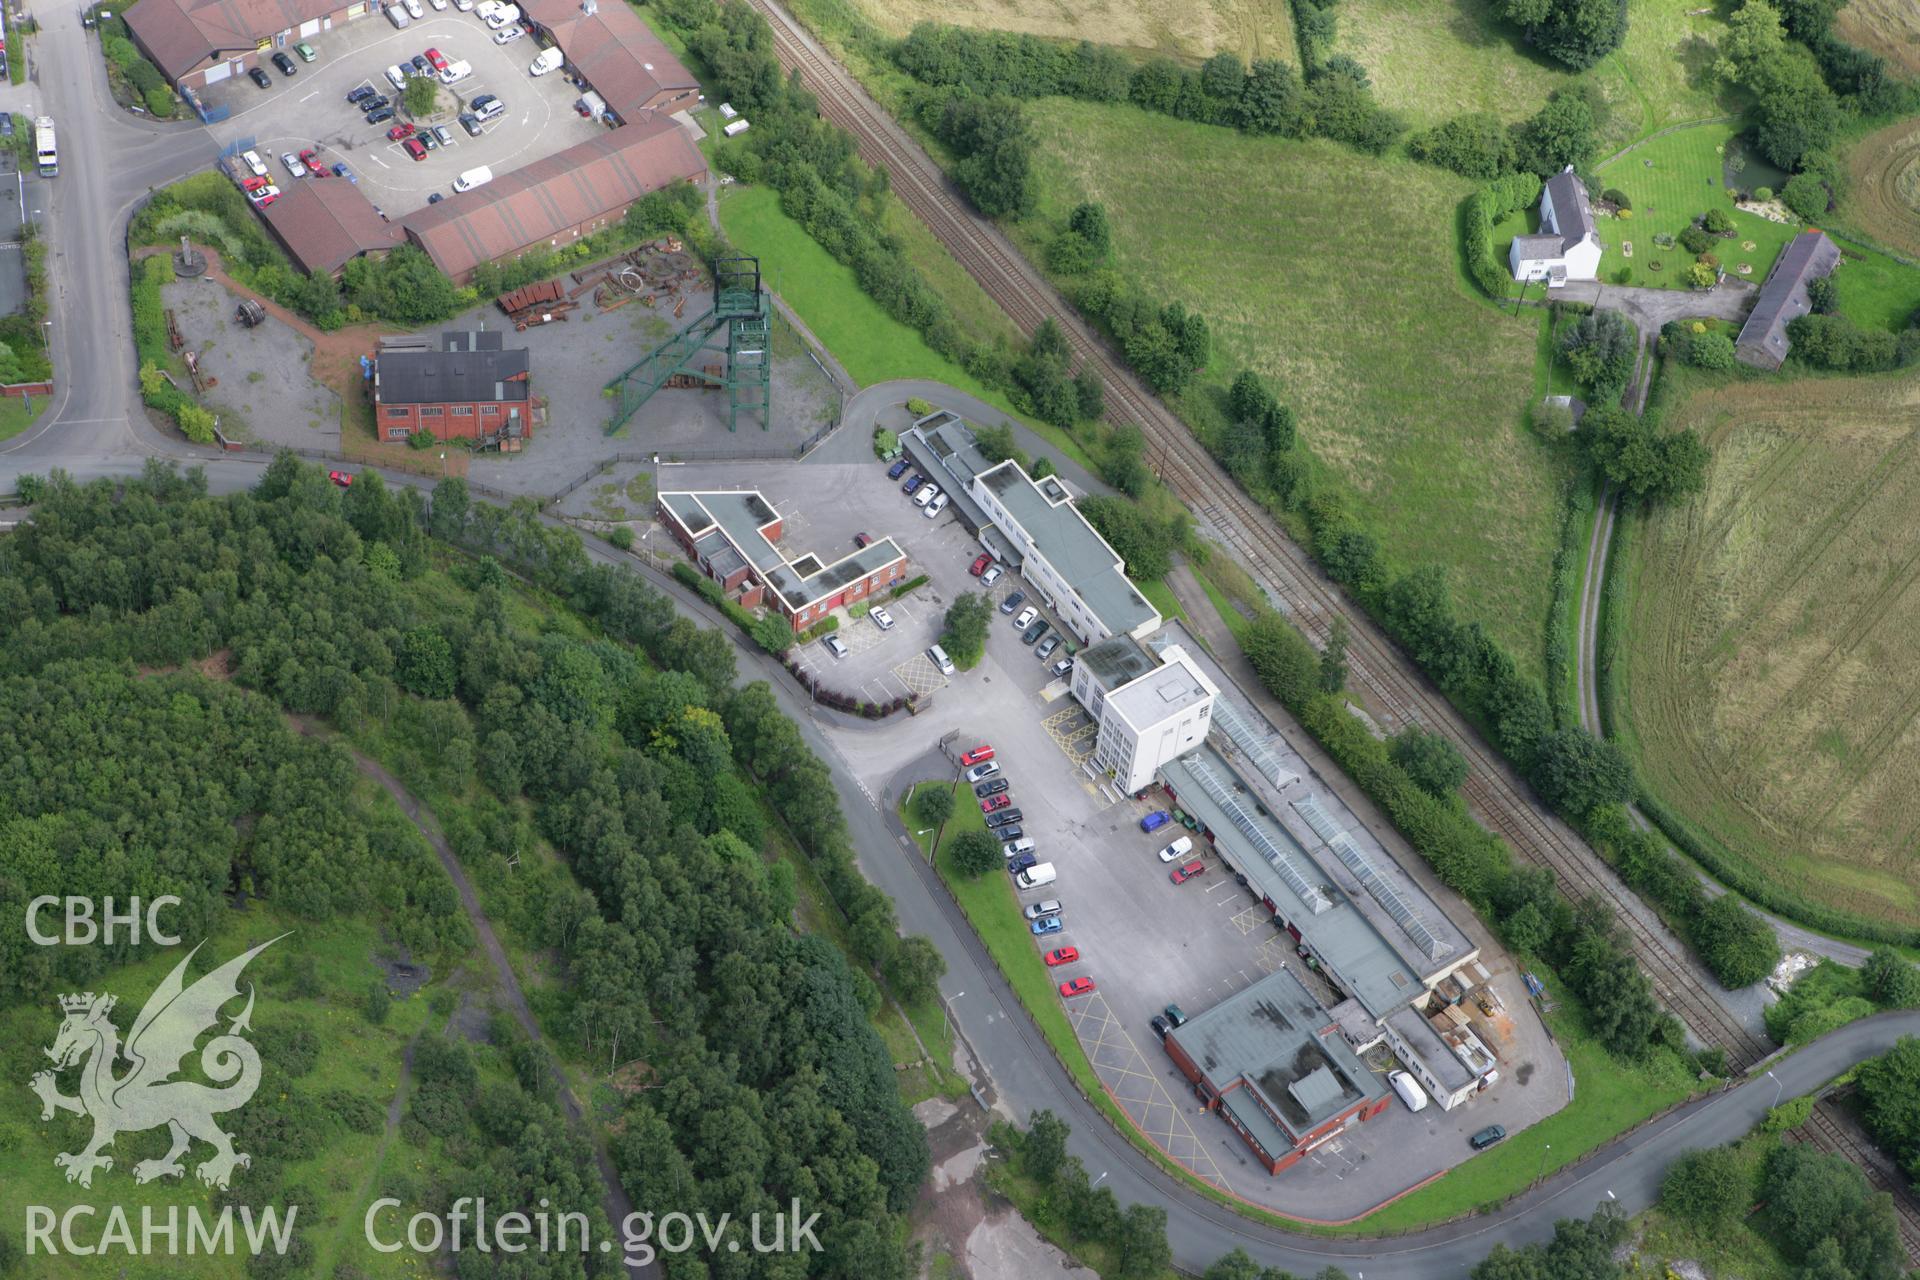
[384,63,408,91]
[926,644,955,675]
[386,3,411,28]
[1016,862,1057,890]
[453,165,493,192]
[529,47,562,76]
[439,59,473,85]
[1389,1070,1429,1113]
[1156,835,1194,863]
[1004,838,1037,858]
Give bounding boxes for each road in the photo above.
[0,10,1908,1275]
[739,0,1776,1070]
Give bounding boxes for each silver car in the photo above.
[869,606,895,630]
[822,634,849,659]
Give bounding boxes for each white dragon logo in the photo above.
[28,936,284,1190]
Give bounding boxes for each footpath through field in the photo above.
[742,0,1772,1069]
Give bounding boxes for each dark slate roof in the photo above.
[1511,233,1564,261]
[1735,231,1842,369]
[1543,168,1595,251]
[376,333,530,405]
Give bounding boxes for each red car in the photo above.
[403,137,428,161]
[969,552,992,576]
[298,148,321,170]
[328,470,354,487]
[1044,947,1080,967]
[1170,860,1206,884]
[240,175,269,191]
[387,122,417,141]
[1060,977,1096,997]
[424,47,448,71]
[981,794,1012,814]
[960,745,995,767]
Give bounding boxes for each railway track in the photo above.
[743,0,1771,1071]
[1792,1102,1920,1265]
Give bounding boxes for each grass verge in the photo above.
[0,392,43,442]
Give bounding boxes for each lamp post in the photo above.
[1767,1069,1782,1107]
[1534,1142,1551,1190]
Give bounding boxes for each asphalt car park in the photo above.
[203,9,605,214]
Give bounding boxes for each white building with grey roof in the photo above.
[1510,166,1602,285]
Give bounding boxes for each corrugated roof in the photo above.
[124,0,335,79]
[258,178,404,275]
[523,0,697,120]
[376,333,530,405]
[1735,230,1841,369]
[402,116,704,279]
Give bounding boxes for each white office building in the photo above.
[1073,637,1217,793]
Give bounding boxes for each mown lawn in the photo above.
[1338,0,1732,141]
[0,392,42,442]
[1015,99,1566,679]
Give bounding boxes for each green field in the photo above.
[1618,366,1920,929]
[834,0,1297,64]
[1015,99,1564,677]
[1337,0,1731,142]
[1592,122,1803,290]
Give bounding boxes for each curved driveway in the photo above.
[2,16,1913,1271]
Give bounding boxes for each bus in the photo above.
[34,116,55,177]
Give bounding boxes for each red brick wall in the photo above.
[378,400,529,442]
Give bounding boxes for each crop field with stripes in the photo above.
[1617,367,1920,928]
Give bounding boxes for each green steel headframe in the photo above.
[604,255,770,434]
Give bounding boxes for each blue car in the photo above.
[1008,851,1038,874]
[1140,810,1171,833]
[902,473,925,494]
[887,458,910,479]
[1030,915,1062,936]
[331,162,357,183]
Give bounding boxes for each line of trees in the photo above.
[894,20,1403,155]
[1412,85,1608,181]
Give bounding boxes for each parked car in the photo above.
[1163,1003,1186,1028]
[1470,1125,1507,1151]
[347,84,377,103]
[869,606,895,631]
[403,137,428,160]
[241,149,269,177]
[980,564,1003,586]
[424,47,448,71]
[1012,606,1037,630]
[332,162,357,181]
[981,794,1012,814]
[411,54,430,74]
[358,93,390,112]
[924,492,949,518]
[365,106,395,124]
[1043,947,1079,967]
[986,809,1022,829]
[975,779,1009,799]
[822,634,849,660]
[1020,620,1049,646]
[969,553,992,576]
[1150,1014,1171,1039]
[280,151,307,177]
[298,148,322,171]
[419,129,439,150]
[999,591,1026,615]
[387,121,417,140]
[469,94,505,122]
[887,458,910,479]
[1007,852,1037,875]
[911,484,939,509]
[964,761,1000,784]
[404,0,424,16]
[294,40,317,60]
[428,192,444,203]
[432,124,454,145]
[245,185,280,206]
[476,0,500,15]
[249,66,273,88]
[241,175,271,192]
[492,24,524,43]
[270,51,296,75]
[1030,915,1062,936]
[960,745,995,767]
[1035,635,1061,660]
[1049,657,1073,679]
[386,63,409,89]
[458,112,483,136]
[328,470,354,487]
[1023,900,1061,921]
[1060,977,1096,998]
[901,472,925,494]
[1170,859,1206,884]
[995,826,1024,843]
[483,2,519,28]
[1157,836,1195,863]
[1140,811,1171,833]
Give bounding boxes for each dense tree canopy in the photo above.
[1490,0,1629,70]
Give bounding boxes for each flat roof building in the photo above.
[1164,967,1391,1174]
[658,490,908,631]
[1074,639,1217,793]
